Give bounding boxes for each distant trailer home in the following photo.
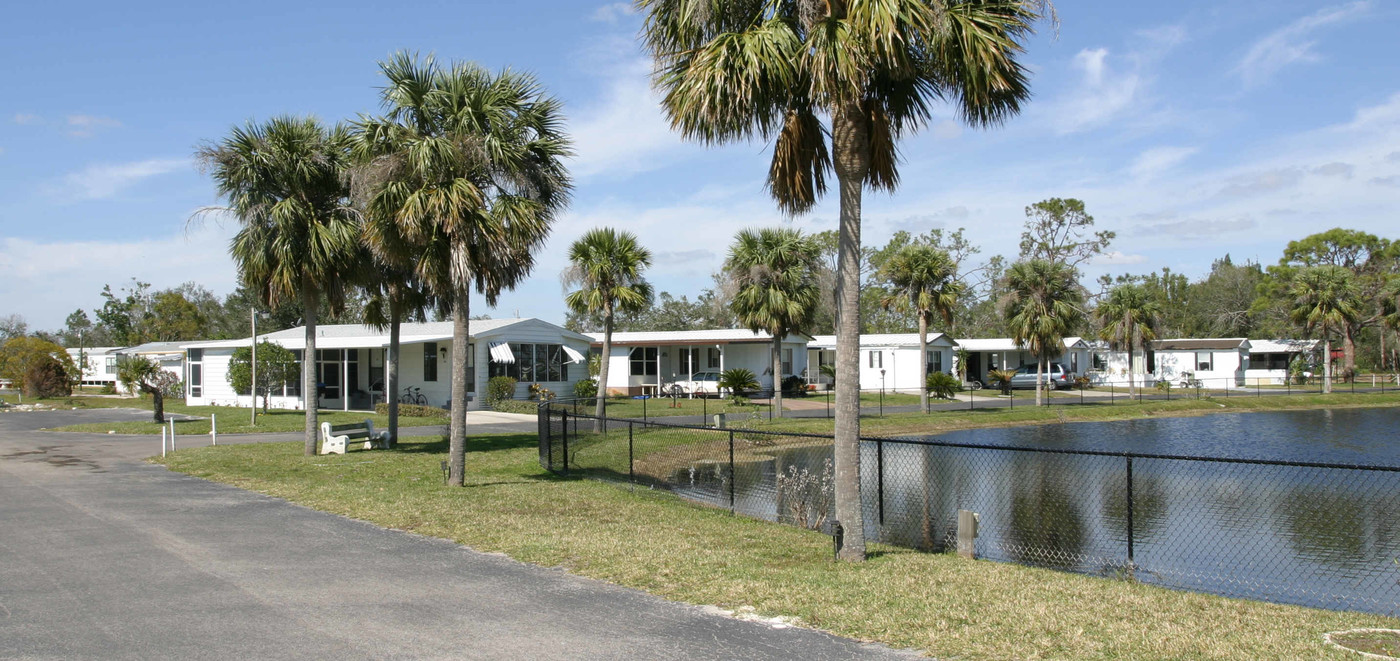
[1150,338,1252,388]
[181,318,592,412]
[1246,339,1320,385]
[807,333,957,393]
[953,337,1090,387]
[65,346,122,390]
[588,329,811,396]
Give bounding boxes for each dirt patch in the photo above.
[1327,629,1400,659]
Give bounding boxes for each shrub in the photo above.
[573,378,597,399]
[100,382,117,395]
[925,371,960,399]
[23,356,72,398]
[987,369,1016,396]
[1074,375,1092,389]
[781,375,806,397]
[527,383,555,401]
[718,368,760,398]
[374,402,449,419]
[819,363,836,388]
[486,376,517,405]
[492,399,539,415]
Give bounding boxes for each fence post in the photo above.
[643,395,647,421]
[1110,383,1114,405]
[728,429,736,513]
[210,413,217,446]
[628,421,634,489]
[879,389,884,418]
[561,410,569,473]
[1126,455,1135,566]
[827,389,831,418]
[969,387,974,410]
[877,438,885,527]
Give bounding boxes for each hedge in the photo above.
[374,402,450,419]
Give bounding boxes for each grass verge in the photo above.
[157,433,1397,659]
[40,395,445,434]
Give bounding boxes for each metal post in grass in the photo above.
[628,421,634,490]
[1110,383,1114,405]
[561,410,569,473]
[877,438,885,526]
[826,389,831,418]
[728,429,735,513]
[1126,455,1135,566]
[161,426,167,457]
[169,419,176,451]
[642,394,647,422]
[210,413,217,446]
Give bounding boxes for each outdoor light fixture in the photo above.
[440,347,448,360]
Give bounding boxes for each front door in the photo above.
[968,353,983,383]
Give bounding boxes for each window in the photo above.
[105,356,117,374]
[187,349,203,398]
[868,350,882,369]
[927,350,943,374]
[1092,352,1107,371]
[1146,350,1156,373]
[707,347,721,368]
[781,348,793,375]
[286,350,303,398]
[488,343,569,382]
[679,347,700,375]
[423,342,438,382]
[630,347,658,377]
[1196,351,1214,372]
[317,349,342,400]
[1070,353,1080,374]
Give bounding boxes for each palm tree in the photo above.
[880,244,962,413]
[198,116,359,455]
[639,0,1050,561]
[1290,266,1360,394]
[724,228,822,418]
[352,53,572,486]
[1095,284,1161,397]
[1003,259,1083,406]
[563,228,655,429]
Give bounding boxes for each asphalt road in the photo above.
[0,408,912,660]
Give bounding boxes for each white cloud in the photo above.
[566,58,696,179]
[931,120,962,140]
[0,222,240,330]
[1235,2,1370,87]
[13,113,40,125]
[1128,146,1197,180]
[1045,48,1142,134]
[65,114,123,137]
[591,2,636,23]
[1312,162,1354,178]
[55,158,190,200]
[1093,251,1148,266]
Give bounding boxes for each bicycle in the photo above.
[400,386,427,406]
[1178,372,1202,389]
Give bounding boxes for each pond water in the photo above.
[666,407,1400,615]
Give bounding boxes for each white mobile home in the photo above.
[182,318,591,411]
[1150,338,1251,388]
[588,329,810,396]
[807,333,957,392]
[1246,339,1319,385]
[66,346,122,390]
[954,337,1090,386]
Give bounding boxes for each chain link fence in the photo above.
[539,400,1400,616]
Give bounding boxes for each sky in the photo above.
[2,0,1399,331]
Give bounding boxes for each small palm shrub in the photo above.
[925,371,960,399]
[718,368,760,400]
[987,369,1016,396]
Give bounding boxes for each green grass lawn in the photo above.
[157,433,1397,660]
[41,395,445,434]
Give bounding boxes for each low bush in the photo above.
[781,375,806,397]
[24,356,72,398]
[100,382,117,395]
[492,399,539,415]
[573,378,597,399]
[925,371,960,399]
[487,376,517,406]
[374,402,449,419]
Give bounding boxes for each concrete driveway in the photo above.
[0,408,912,660]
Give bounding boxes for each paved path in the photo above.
[0,408,911,660]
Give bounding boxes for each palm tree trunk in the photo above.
[594,309,612,432]
[831,99,869,562]
[918,314,929,414]
[151,387,165,423]
[1126,343,1135,398]
[1342,324,1357,383]
[772,334,784,418]
[302,276,319,456]
[1323,334,1332,394]
[387,299,401,446]
[1036,357,1044,406]
[449,287,470,486]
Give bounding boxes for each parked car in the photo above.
[1009,363,1074,390]
[671,371,724,396]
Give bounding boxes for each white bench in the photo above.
[320,419,391,455]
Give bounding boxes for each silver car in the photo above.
[1009,363,1074,390]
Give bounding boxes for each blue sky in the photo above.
[3,0,1399,330]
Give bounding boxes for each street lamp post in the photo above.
[250,308,258,426]
[880,368,886,417]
